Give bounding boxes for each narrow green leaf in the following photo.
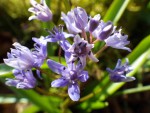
[115,85,150,96]
[22,104,40,113]
[78,100,108,112]
[127,35,150,63]
[104,0,131,24]
[7,88,61,113]
[90,101,108,110]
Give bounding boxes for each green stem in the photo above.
[93,39,99,44]
[79,76,110,102]
[90,33,93,44]
[79,88,102,102]
[58,46,62,63]
[113,0,130,25]
[61,98,73,113]
[35,87,67,97]
[35,67,56,79]
[115,85,150,96]
[81,30,88,41]
[95,45,108,57]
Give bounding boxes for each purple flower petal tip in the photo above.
[28,0,52,22]
[106,58,135,82]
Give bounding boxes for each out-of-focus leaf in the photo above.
[41,21,55,35]
[78,100,108,113]
[144,59,150,68]
[46,0,51,6]
[0,78,61,113]
[22,104,40,113]
[90,101,108,110]
[0,95,28,104]
[63,0,71,12]
[0,0,30,18]
[0,63,13,78]
[3,86,61,113]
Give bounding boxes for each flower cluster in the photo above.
[4,0,135,101]
[106,59,135,82]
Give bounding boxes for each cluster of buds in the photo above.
[4,0,135,101]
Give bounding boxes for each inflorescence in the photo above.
[3,0,135,101]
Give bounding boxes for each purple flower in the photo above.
[61,7,88,34]
[5,69,36,89]
[67,35,99,67]
[88,14,101,32]
[47,59,89,101]
[92,21,114,40]
[106,59,135,82]
[28,0,52,21]
[45,26,74,42]
[104,29,131,52]
[32,36,47,66]
[45,26,73,51]
[32,36,48,79]
[3,42,38,70]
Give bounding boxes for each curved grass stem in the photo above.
[95,45,108,57]
[35,87,68,97]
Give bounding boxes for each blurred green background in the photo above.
[0,0,150,113]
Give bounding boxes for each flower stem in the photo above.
[95,45,108,57]
[92,39,99,44]
[115,85,150,96]
[90,33,93,43]
[58,46,62,63]
[61,98,73,113]
[79,88,102,102]
[81,30,88,41]
[35,87,68,97]
[35,67,56,79]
